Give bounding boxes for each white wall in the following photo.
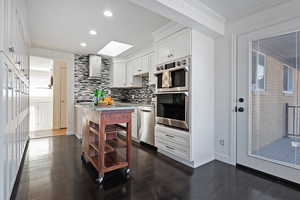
[30,48,75,135]
[214,0,300,165]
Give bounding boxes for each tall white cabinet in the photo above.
[0,0,30,199]
[153,24,215,168]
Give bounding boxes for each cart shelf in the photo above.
[83,109,134,184]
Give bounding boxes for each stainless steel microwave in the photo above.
[155,57,190,93]
[156,92,189,130]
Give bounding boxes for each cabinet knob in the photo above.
[9,47,15,53]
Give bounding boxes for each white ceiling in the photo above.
[28,0,169,57]
[196,0,292,22]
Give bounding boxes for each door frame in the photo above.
[232,17,300,181]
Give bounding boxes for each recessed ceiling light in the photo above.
[80,42,87,47]
[98,41,133,57]
[104,10,113,17]
[89,30,97,35]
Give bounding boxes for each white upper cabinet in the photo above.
[112,49,155,88]
[112,60,127,87]
[2,0,29,79]
[0,0,4,51]
[126,59,135,86]
[139,55,149,75]
[156,28,191,64]
[148,53,156,85]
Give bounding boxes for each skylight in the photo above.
[98,41,133,57]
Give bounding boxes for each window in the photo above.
[283,65,294,93]
[252,51,266,91]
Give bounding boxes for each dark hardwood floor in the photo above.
[12,136,300,200]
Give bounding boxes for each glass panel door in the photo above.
[250,32,299,167]
[236,20,300,184]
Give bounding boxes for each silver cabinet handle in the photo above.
[141,110,151,112]
[166,145,175,150]
[9,47,15,53]
[166,134,175,138]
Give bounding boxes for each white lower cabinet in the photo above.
[132,109,138,141]
[155,125,190,161]
[119,108,139,142]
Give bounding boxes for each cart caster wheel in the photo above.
[96,177,104,184]
[99,184,104,190]
[125,174,130,179]
[81,154,86,164]
[123,168,131,179]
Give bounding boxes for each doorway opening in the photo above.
[29,56,68,138]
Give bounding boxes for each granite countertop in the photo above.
[75,103,137,111]
[75,102,153,109]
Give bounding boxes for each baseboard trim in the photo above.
[158,149,195,168]
[67,130,75,136]
[215,153,235,166]
[10,139,29,200]
[237,164,300,189]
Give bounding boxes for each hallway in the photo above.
[12,136,300,200]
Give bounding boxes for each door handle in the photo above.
[238,107,244,112]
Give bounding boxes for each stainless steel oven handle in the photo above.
[155,92,189,96]
[185,94,189,130]
[154,66,189,75]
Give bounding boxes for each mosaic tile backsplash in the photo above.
[74,55,112,102]
[74,55,154,103]
[111,77,155,104]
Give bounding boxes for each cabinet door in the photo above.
[148,53,156,85]
[156,29,191,64]
[133,57,142,75]
[0,57,5,200]
[112,61,126,87]
[126,60,134,86]
[132,109,138,140]
[140,55,149,75]
[156,38,171,64]
[0,0,4,51]
[169,29,191,60]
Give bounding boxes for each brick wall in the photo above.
[251,55,298,152]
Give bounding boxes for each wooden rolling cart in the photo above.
[83,109,134,184]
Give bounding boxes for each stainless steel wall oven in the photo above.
[156,92,189,130]
[155,57,190,92]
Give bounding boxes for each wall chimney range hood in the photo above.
[88,54,102,79]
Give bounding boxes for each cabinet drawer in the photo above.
[156,131,188,147]
[156,139,189,160]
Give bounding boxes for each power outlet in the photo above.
[219,139,225,146]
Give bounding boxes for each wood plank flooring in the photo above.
[11,136,300,200]
[30,129,67,139]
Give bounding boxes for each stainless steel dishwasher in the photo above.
[138,105,155,146]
